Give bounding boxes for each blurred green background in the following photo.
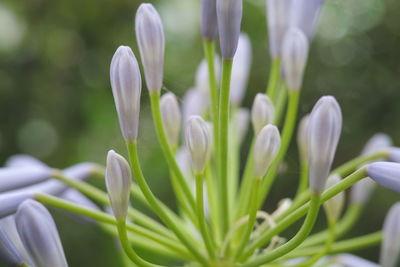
[0,0,399,266]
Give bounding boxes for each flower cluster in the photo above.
[1,1,400,267]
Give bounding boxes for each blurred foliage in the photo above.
[0,0,399,266]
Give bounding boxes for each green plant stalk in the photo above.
[126,141,208,265]
[52,172,175,240]
[273,82,288,126]
[35,193,190,257]
[235,177,261,260]
[241,194,321,266]
[228,108,240,221]
[149,92,196,211]
[286,231,382,258]
[295,161,309,199]
[195,172,216,259]
[205,166,222,245]
[258,90,300,208]
[266,59,281,102]
[241,168,367,260]
[116,220,160,267]
[218,59,233,237]
[331,151,389,176]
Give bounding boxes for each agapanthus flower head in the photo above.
[160,92,182,147]
[380,202,400,267]
[201,0,218,40]
[251,93,275,135]
[367,162,400,193]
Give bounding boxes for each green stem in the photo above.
[205,166,222,245]
[218,59,233,237]
[116,220,160,267]
[266,59,281,102]
[273,82,288,126]
[258,90,300,208]
[126,141,208,265]
[295,161,309,199]
[149,92,196,211]
[235,177,261,260]
[241,168,367,260]
[195,173,216,259]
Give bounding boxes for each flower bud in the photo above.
[308,96,342,193]
[160,92,181,147]
[380,202,400,267]
[182,88,209,124]
[195,57,221,93]
[282,27,309,91]
[253,124,281,178]
[334,254,379,267]
[216,0,243,59]
[266,0,293,59]
[0,167,54,193]
[362,133,392,157]
[185,116,212,173]
[233,108,250,145]
[201,0,218,40]
[230,33,252,105]
[367,162,400,193]
[290,0,325,40]
[5,154,47,168]
[323,174,344,222]
[105,150,132,220]
[251,93,275,135]
[135,3,165,93]
[0,216,32,266]
[16,200,68,267]
[110,46,142,142]
[297,114,310,162]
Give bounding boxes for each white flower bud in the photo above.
[290,0,325,40]
[195,56,221,93]
[160,92,181,147]
[185,116,212,173]
[367,162,400,193]
[216,0,243,59]
[201,0,218,40]
[233,108,250,145]
[282,27,309,91]
[251,93,275,135]
[380,202,400,267]
[230,33,252,105]
[323,174,344,222]
[110,46,142,142]
[266,0,293,59]
[362,133,392,157]
[334,254,379,267]
[105,150,132,220]
[182,88,209,124]
[297,114,310,162]
[5,154,47,168]
[308,96,342,193]
[135,3,165,93]
[0,167,54,193]
[253,124,281,178]
[16,200,68,267]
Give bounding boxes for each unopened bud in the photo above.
[182,88,209,124]
[233,108,250,145]
[195,57,221,93]
[253,124,281,178]
[160,92,181,147]
[282,27,309,91]
[185,116,212,173]
[323,174,344,222]
[334,254,379,267]
[308,96,342,193]
[367,162,400,193]
[0,167,54,193]
[105,150,132,220]
[216,0,243,59]
[290,0,325,40]
[380,202,400,267]
[201,0,218,40]
[251,93,275,135]
[135,3,165,93]
[297,114,310,162]
[110,46,142,142]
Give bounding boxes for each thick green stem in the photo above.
[295,161,309,198]
[126,141,208,265]
[218,59,233,237]
[149,92,196,211]
[266,59,281,102]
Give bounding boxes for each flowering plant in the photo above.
[1,0,400,267]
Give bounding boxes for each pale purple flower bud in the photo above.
[5,154,47,169]
[182,88,209,124]
[135,3,165,93]
[308,96,342,193]
[195,57,221,93]
[105,150,132,220]
[216,0,243,59]
[110,46,142,142]
[230,33,252,105]
[266,0,293,59]
[380,202,400,267]
[297,114,310,162]
[0,167,54,193]
[367,162,400,192]
[290,0,325,40]
[233,108,250,145]
[0,216,33,266]
[253,124,281,178]
[334,254,379,267]
[201,0,218,40]
[323,174,344,222]
[362,133,392,157]
[185,116,212,173]
[176,147,194,183]
[389,147,400,163]
[16,200,68,267]
[160,93,181,147]
[282,27,309,91]
[251,93,275,135]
